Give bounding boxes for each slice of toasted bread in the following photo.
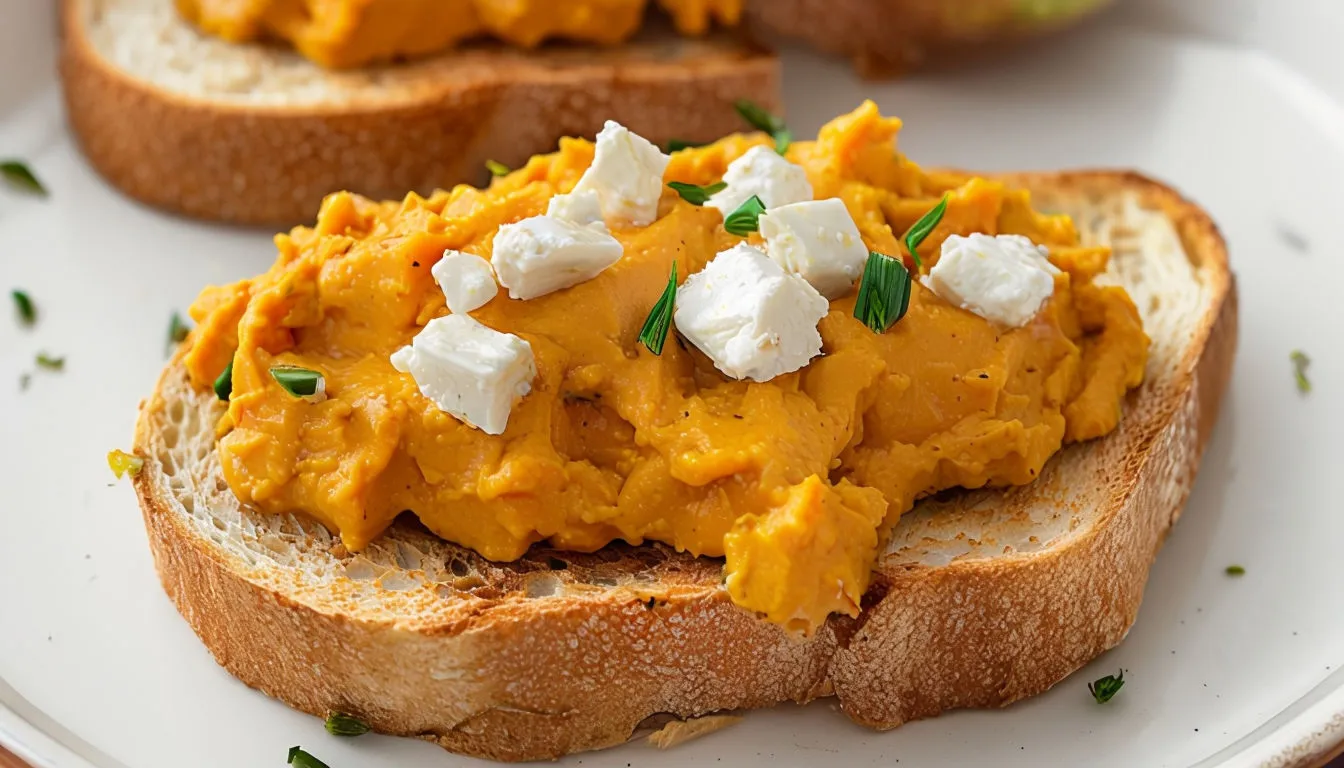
[59,0,778,226]
[742,0,1116,76]
[130,171,1234,762]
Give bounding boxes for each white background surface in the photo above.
[2,0,1343,766]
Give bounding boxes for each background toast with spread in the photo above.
[748,0,1115,76]
[131,170,1236,761]
[58,0,778,226]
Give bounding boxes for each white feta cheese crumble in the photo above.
[570,121,670,226]
[758,198,868,299]
[491,215,624,300]
[923,233,1060,327]
[431,250,497,314]
[389,314,536,435]
[545,189,604,227]
[673,243,828,382]
[706,145,813,215]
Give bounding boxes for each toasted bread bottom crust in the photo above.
[132,172,1234,761]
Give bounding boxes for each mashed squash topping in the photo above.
[176,0,745,69]
[184,103,1148,632]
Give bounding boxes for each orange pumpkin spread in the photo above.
[184,103,1148,632]
[176,0,745,69]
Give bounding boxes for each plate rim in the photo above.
[4,0,1343,766]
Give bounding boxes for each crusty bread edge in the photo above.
[131,170,1235,762]
[59,0,779,227]
[830,169,1237,727]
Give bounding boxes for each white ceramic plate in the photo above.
[3,1,1343,766]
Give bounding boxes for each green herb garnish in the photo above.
[734,99,786,135]
[1226,564,1246,576]
[638,263,677,355]
[11,289,35,326]
[324,712,371,737]
[902,195,949,270]
[214,360,234,401]
[287,746,330,768]
[1291,350,1311,393]
[853,252,912,333]
[107,449,144,480]
[733,99,790,155]
[485,159,510,177]
[665,139,705,153]
[35,352,64,371]
[1,160,46,196]
[668,181,727,206]
[1088,670,1125,704]
[270,365,325,399]
[167,312,190,356]
[723,195,766,236]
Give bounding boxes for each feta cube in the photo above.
[674,244,828,382]
[571,121,670,226]
[389,314,536,435]
[491,215,624,300]
[707,145,813,216]
[759,198,868,299]
[546,189,604,227]
[923,233,1060,327]
[431,250,497,314]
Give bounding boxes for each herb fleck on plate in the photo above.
[324,711,371,737]
[11,289,36,325]
[1,160,47,196]
[1088,670,1125,703]
[1290,350,1311,393]
[36,352,65,371]
[287,746,330,768]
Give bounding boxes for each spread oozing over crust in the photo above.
[183,103,1148,632]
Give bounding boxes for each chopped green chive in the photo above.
[902,195,949,270]
[665,139,705,153]
[1,160,46,196]
[853,251,913,333]
[485,159,510,177]
[734,99,786,136]
[35,352,64,371]
[270,365,325,400]
[668,180,727,206]
[723,195,766,236]
[214,359,234,401]
[1088,670,1125,703]
[167,312,190,356]
[107,449,144,480]
[638,263,678,355]
[287,746,330,768]
[733,99,791,155]
[1225,564,1245,576]
[1290,350,1311,393]
[11,289,35,326]
[324,712,371,737]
